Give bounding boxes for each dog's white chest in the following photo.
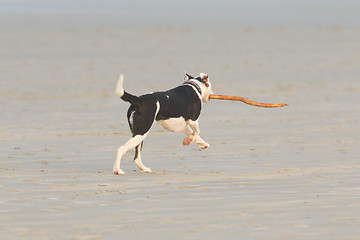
[157,117,187,132]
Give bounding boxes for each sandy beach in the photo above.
[1,1,360,239]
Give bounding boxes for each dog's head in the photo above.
[184,72,213,103]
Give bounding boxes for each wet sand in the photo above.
[1,1,360,239]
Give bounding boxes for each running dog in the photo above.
[113,73,213,175]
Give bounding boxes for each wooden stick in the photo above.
[209,94,288,108]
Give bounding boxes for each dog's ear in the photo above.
[184,72,194,81]
[200,73,208,82]
[199,73,209,87]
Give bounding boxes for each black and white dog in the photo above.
[113,73,213,175]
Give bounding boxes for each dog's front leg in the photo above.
[195,135,210,149]
[183,120,210,149]
[182,124,196,146]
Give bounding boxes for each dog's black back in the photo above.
[155,85,201,121]
[125,85,201,136]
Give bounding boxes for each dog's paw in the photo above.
[141,167,152,173]
[200,142,210,150]
[183,137,194,146]
[114,168,125,175]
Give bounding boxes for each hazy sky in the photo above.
[1,0,359,26]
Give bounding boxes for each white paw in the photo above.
[199,142,210,150]
[114,168,125,175]
[141,167,152,173]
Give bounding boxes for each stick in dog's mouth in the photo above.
[209,94,288,108]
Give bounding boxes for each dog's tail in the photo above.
[116,74,140,105]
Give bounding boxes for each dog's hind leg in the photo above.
[134,141,152,173]
[114,101,159,175]
[113,134,147,175]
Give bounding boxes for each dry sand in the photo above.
[1,1,360,239]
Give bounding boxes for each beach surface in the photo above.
[1,1,360,239]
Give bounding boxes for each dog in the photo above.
[113,72,213,175]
